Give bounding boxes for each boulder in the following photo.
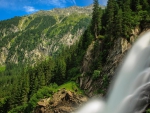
[34,89,88,113]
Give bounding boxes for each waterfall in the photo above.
[75,31,150,113]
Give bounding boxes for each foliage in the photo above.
[57,81,83,94]
[146,109,150,113]
[0,66,5,72]
[0,98,9,113]
[25,85,58,112]
[92,70,100,80]
[91,0,102,39]
[0,0,150,112]
[96,74,109,95]
[8,104,27,113]
[12,82,82,112]
[0,12,91,65]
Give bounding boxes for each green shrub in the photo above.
[146,109,150,113]
[102,74,109,87]
[8,104,27,113]
[92,70,100,80]
[0,66,6,72]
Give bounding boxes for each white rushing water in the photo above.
[76,31,150,113]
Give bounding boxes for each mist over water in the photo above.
[75,31,150,113]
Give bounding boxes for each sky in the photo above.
[0,0,108,21]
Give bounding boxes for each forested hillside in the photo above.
[0,6,92,67]
[69,0,150,98]
[0,6,93,113]
[0,0,150,113]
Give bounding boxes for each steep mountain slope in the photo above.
[77,0,150,97]
[0,5,95,113]
[80,27,144,96]
[0,0,150,112]
[0,6,92,66]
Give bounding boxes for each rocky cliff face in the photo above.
[0,6,93,66]
[79,27,149,97]
[101,27,141,79]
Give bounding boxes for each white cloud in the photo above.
[38,0,67,7]
[0,0,31,10]
[51,0,66,7]
[24,6,38,13]
[72,0,76,5]
[37,0,76,7]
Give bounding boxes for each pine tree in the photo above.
[114,8,123,37]
[105,0,116,40]
[45,58,55,85]
[22,74,30,103]
[91,0,102,39]
[130,0,139,11]
[140,0,149,10]
[122,0,133,38]
[40,73,46,87]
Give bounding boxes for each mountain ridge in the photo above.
[0,0,150,112]
[0,5,93,66]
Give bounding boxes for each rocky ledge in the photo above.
[34,88,87,113]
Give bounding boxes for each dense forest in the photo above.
[0,0,150,112]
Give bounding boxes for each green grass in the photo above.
[0,66,6,72]
[57,81,84,94]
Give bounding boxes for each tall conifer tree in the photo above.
[91,0,102,39]
[105,0,116,39]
